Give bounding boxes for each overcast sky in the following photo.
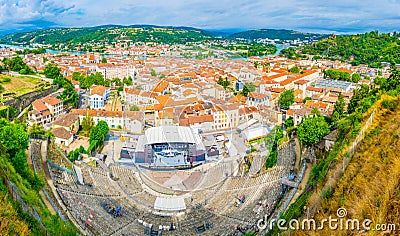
[1,0,400,34]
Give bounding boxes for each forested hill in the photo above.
[227,29,327,41]
[0,25,214,45]
[0,26,330,46]
[299,31,400,68]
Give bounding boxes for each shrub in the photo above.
[381,99,398,111]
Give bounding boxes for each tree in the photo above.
[90,121,109,144]
[385,64,400,91]
[217,77,230,90]
[351,73,361,83]
[284,116,294,129]
[324,69,351,81]
[333,93,345,116]
[217,76,224,86]
[28,123,46,136]
[123,76,133,86]
[104,78,112,87]
[253,61,260,68]
[278,90,295,109]
[81,115,94,136]
[264,126,284,169]
[150,69,157,77]
[311,107,321,116]
[130,105,139,111]
[223,78,230,89]
[302,97,312,104]
[331,111,340,129]
[101,57,107,63]
[2,56,33,74]
[53,76,79,108]
[93,72,105,85]
[288,66,301,73]
[347,84,370,114]
[297,116,330,146]
[262,62,270,68]
[97,121,109,137]
[242,82,255,96]
[0,119,29,158]
[43,62,62,79]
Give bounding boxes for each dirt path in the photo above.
[28,140,56,215]
[288,162,312,206]
[294,138,301,172]
[39,190,56,215]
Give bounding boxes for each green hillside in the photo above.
[0,25,214,45]
[301,97,400,236]
[299,31,400,67]
[227,29,327,41]
[0,119,77,235]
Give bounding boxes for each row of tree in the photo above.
[72,72,133,89]
[324,69,362,83]
[2,56,34,74]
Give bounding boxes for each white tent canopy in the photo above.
[242,126,271,141]
[154,197,186,211]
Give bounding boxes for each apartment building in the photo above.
[28,96,63,126]
[96,64,135,80]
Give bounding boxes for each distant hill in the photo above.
[227,29,327,41]
[0,26,333,46]
[299,31,400,67]
[0,25,214,45]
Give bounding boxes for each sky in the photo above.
[1,0,400,34]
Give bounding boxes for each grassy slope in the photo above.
[294,99,400,235]
[0,75,42,96]
[0,186,31,235]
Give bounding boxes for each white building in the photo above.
[71,109,144,134]
[246,92,269,107]
[89,85,110,109]
[96,64,135,80]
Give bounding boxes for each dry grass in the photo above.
[0,75,42,96]
[0,190,31,235]
[294,99,400,236]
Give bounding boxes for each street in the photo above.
[78,90,89,109]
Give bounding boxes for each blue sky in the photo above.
[1,0,400,34]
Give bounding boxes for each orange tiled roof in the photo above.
[154,104,164,111]
[306,86,324,92]
[262,73,287,81]
[152,80,169,93]
[32,100,48,112]
[42,96,62,106]
[125,88,141,95]
[272,88,285,93]
[156,95,172,106]
[294,79,309,85]
[90,85,108,96]
[248,92,267,99]
[280,77,298,86]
